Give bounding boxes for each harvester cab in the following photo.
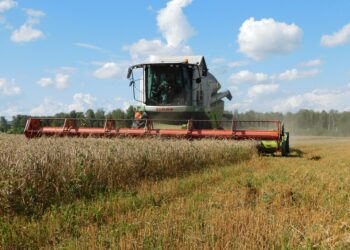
[127,56,232,129]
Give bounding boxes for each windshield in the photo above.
[145,64,192,106]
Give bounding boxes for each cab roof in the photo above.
[127,56,208,79]
[149,56,206,65]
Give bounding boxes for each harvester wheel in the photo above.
[281,132,290,156]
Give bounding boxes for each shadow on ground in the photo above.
[260,148,304,158]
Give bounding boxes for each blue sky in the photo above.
[1,0,350,118]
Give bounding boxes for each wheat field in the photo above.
[0,134,350,249]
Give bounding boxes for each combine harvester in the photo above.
[24,56,289,156]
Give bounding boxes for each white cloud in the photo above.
[211,58,248,68]
[37,73,70,89]
[321,23,350,47]
[124,38,192,60]
[25,8,44,17]
[93,62,124,79]
[112,97,136,112]
[30,93,97,116]
[122,101,131,111]
[238,18,302,60]
[276,68,320,81]
[124,0,194,61]
[11,24,43,42]
[24,8,45,24]
[247,83,279,97]
[0,0,17,13]
[229,70,269,85]
[0,106,21,119]
[273,86,350,112]
[227,61,249,68]
[55,74,69,89]
[211,57,226,65]
[30,98,66,116]
[37,77,53,87]
[156,0,195,47]
[11,8,45,43]
[230,67,320,85]
[301,59,323,67]
[68,93,96,111]
[0,78,21,95]
[209,58,249,76]
[75,42,103,51]
[273,95,303,112]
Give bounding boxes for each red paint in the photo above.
[24,118,282,143]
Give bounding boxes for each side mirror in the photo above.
[127,68,132,79]
[196,78,201,84]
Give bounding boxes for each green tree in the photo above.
[11,115,29,134]
[126,106,135,120]
[85,109,95,119]
[95,109,105,119]
[0,116,9,132]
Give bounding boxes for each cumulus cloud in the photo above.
[229,70,269,85]
[0,0,17,13]
[238,18,302,60]
[230,67,320,85]
[273,95,303,112]
[93,62,124,79]
[30,93,97,116]
[11,8,45,43]
[0,78,21,95]
[30,98,66,116]
[124,39,192,61]
[321,23,350,47]
[301,59,323,67]
[11,24,43,42]
[124,0,194,61]
[68,93,96,111]
[273,86,350,112]
[157,0,195,46]
[247,83,279,97]
[37,73,70,89]
[275,68,320,81]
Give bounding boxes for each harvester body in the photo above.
[24,56,290,155]
[127,56,232,129]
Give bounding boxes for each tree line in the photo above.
[0,107,134,134]
[232,109,350,136]
[0,108,349,136]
